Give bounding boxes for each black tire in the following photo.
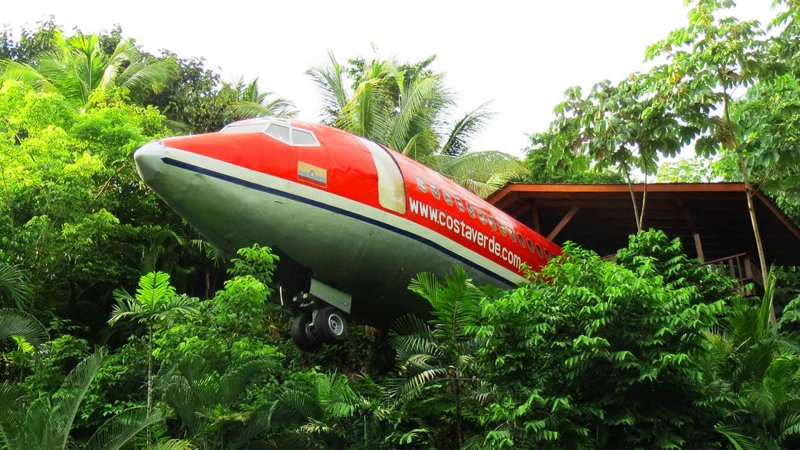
[291,313,321,351]
[313,306,348,344]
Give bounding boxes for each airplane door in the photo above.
[360,138,407,214]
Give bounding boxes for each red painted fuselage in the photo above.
[134,119,560,327]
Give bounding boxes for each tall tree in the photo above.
[0,31,176,106]
[389,267,483,448]
[532,73,692,231]
[108,272,198,414]
[308,52,517,197]
[643,0,800,293]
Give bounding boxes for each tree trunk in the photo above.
[453,377,463,448]
[625,173,643,232]
[147,325,154,446]
[737,152,775,323]
[638,174,649,231]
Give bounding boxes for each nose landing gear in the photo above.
[290,306,349,351]
[287,278,351,351]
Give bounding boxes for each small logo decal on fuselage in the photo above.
[298,161,327,187]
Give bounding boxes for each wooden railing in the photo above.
[704,253,762,294]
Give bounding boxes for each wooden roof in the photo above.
[487,183,800,265]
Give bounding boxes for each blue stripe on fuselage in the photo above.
[161,157,517,288]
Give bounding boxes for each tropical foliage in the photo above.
[1,3,800,449]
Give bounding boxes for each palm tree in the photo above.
[259,372,382,449]
[308,52,520,197]
[389,267,483,447]
[108,272,198,414]
[0,31,176,106]
[307,52,490,160]
[0,262,32,309]
[0,350,164,450]
[159,354,272,448]
[229,77,297,120]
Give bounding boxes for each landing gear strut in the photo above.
[283,277,352,351]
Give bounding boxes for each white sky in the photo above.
[4,0,776,156]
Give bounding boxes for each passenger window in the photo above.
[526,239,535,253]
[467,203,476,218]
[499,224,507,237]
[455,197,465,212]
[535,244,543,258]
[510,229,516,242]
[544,249,552,260]
[361,138,407,214]
[517,234,525,247]
[431,184,441,199]
[489,217,497,230]
[416,176,427,193]
[478,210,487,224]
[291,128,318,146]
[444,190,453,206]
[266,124,290,143]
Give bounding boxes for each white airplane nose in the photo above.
[134,140,166,183]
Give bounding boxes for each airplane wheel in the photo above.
[313,306,348,344]
[291,313,321,351]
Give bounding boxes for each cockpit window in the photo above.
[266,124,290,144]
[221,122,267,133]
[291,128,319,146]
[223,119,319,147]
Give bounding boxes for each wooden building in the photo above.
[487,183,800,287]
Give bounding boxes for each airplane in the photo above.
[133,118,561,350]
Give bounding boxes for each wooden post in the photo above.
[693,233,705,262]
[681,205,705,262]
[532,203,541,234]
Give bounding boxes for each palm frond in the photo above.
[137,271,177,309]
[118,58,177,98]
[317,373,363,419]
[389,75,447,151]
[84,406,164,450]
[108,291,144,326]
[52,350,107,450]
[0,308,48,347]
[151,439,195,450]
[338,77,394,141]
[715,424,761,450]
[440,102,494,156]
[229,98,297,119]
[306,50,350,121]
[218,358,272,405]
[0,383,26,449]
[0,263,33,309]
[0,60,57,93]
[151,294,198,328]
[432,150,526,197]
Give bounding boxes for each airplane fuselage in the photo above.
[134,119,561,329]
